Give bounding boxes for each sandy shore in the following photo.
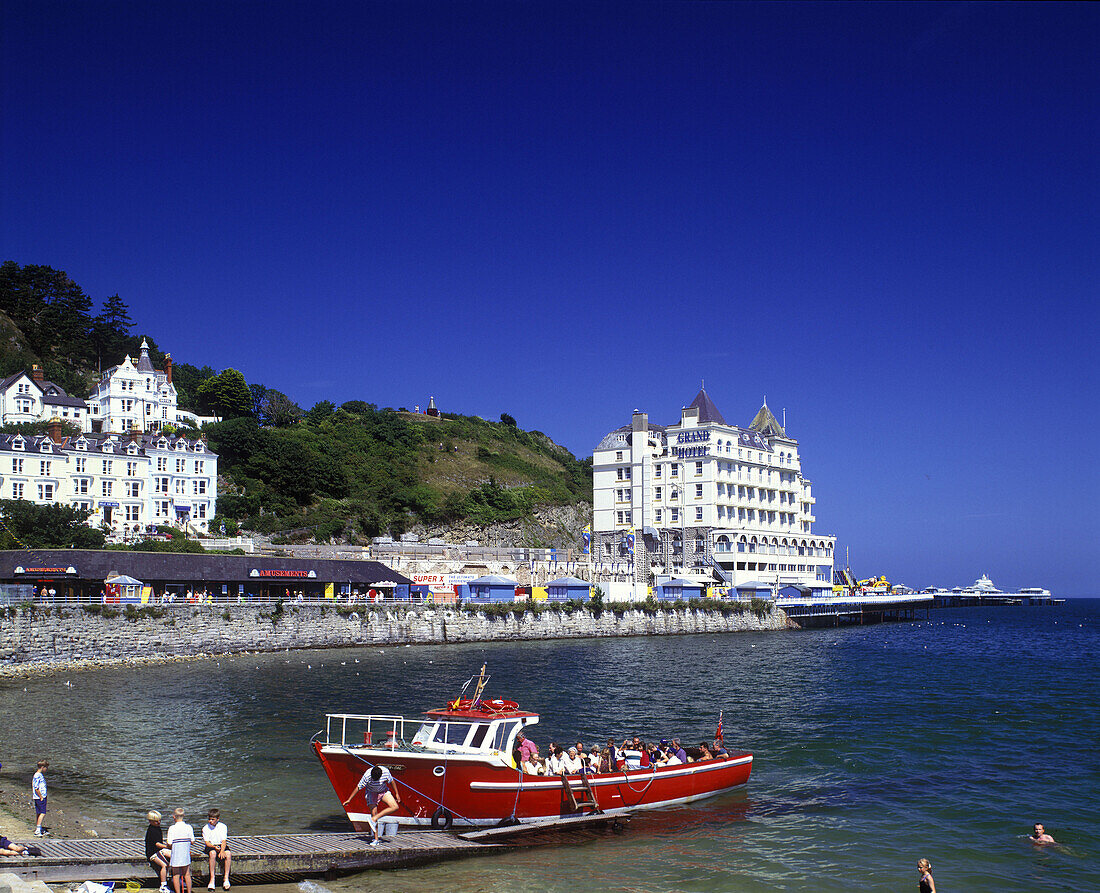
[0,773,97,842]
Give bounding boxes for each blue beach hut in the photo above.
[657,578,705,601]
[777,584,811,600]
[545,576,592,601]
[735,580,773,600]
[465,575,518,603]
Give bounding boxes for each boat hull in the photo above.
[313,742,752,828]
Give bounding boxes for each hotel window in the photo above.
[695,483,703,498]
[196,503,207,519]
[615,451,623,462]
[671,508,679,523]
[76,479,89,494]
[655,509,662,522]
[12,482,23,498]
[174,479,186,495]
[125,505,140,521]
[192,480,206,495]
[655,486,662,500]
[156,500,169,517]
[624,511,631,524]
[194,460,204,474]
[695,507,703,521]
[39,460,51,476]
[654,465,662,478]
[126,461,138,476]
[11,458,22,473]
[155,476,168,493]
[37,483,54,500]
[616,511,624,524]
[670,488,678,501]
[122,399,134,412]
[126,481,140,497]
[157,457,167,471]
[75,457,86,472]
[102,480,112,496]
[671,464,679,478]
[175,458,185,473]
[695,461,703,475]
[102,459,112,474]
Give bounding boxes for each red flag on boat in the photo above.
[715,711,724,743]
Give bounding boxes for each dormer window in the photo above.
[127,444,138,455]
[39,440,51,453]
[175,440,185,451]
[12,436,24,451]
[157,438,169,450]
[194,442,205,453]
[74,438,87,451]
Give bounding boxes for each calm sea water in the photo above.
[1,600,1097,892]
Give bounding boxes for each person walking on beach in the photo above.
[201,808,231,889]
[916,858,937,893]
[145,811,172,893]
[166,808,195,893]
[32,760,48,836]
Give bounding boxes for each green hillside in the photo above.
[207,407,592,542]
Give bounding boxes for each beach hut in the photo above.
[735,580,774,600]
[105,574,144,604]
[465,575,518,603]
[545,576,592,601]
[777,584,811,600]
[657,578,705,601]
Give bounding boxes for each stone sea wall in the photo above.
[0,602,795,673]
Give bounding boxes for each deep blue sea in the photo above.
[1,600,1097,891]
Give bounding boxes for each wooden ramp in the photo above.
[0,831,497,884]
[0,815,630,884]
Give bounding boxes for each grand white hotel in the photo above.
[592,388,835,594]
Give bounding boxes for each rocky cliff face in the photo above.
[409,502,592,551]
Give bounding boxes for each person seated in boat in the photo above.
[596,747,613,774]
[697,742,714,761]
[661,745,683,766]
[606,738,618,769]
[547,744,566,776]
[712,741,729,757]
[672,738,690,763]
[560,747,584,776]
[520,752,543,775]
[589,744,603,773]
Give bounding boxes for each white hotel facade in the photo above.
[592,389,835,593]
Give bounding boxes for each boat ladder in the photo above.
[562,773,603,815]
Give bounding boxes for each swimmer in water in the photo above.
[916,858,936,893]
[1030,822,1056,845]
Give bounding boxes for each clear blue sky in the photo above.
[2,2,1097,594]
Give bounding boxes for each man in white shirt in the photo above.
[342,765,401,846]
[166,808,195,893]
[201,808,231,890]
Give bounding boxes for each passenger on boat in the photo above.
[561,747,584,775]
[516,731,539,764]
[596,747,613,773]
[672,739,689,763]
[662,746,683,766]
[712,742,729,757]
[606,738,618,768]
[520,753,543,775]
[547,745,566,776]
[698,742,714,760]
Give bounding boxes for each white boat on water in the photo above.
[945,576,1052,600]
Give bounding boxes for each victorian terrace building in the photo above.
[592,388,835,594]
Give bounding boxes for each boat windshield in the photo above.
[410,718,523,755]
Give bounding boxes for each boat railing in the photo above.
[322,712,416,748]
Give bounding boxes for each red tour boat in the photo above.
[312,666,753,829]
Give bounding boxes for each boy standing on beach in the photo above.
[32,760,48,836]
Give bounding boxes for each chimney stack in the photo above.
[32,364,44,383]
[47,416,64,444]
[163,353,172,384]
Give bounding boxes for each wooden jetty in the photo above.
[0,814,627,884]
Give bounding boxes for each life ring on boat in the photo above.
[480,698,520,713]
[431,806,454,830]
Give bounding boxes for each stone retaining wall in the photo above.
[0,603,795,672]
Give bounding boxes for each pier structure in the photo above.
[0,815,625,884]
[777,591,933,627]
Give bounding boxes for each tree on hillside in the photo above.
[0,499,105,549]
[306,400,335,424]
[251,384,304,427]
[90,294,133,371]
[173,361,216,411]
[500,412,517,427]
[196,369,253,418]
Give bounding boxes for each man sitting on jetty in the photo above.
[343,765,401,847]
